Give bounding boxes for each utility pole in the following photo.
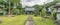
[8,0,11,15]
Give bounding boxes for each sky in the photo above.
[21,0,54,8]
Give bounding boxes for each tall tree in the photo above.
[45,0,59,8]
[33,4,43,16]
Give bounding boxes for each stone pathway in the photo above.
[55,20,60,25]
[25,16,35,25]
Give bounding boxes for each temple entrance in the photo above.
[24,11,33,14]
[24,6,35,14]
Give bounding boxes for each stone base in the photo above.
[55,20,60,25]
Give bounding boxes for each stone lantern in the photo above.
[53,3,60,25]
[53,3,60,20]
[0,5,6,15]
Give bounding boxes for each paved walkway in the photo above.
[25,16,35,25]
[55,20,60,25]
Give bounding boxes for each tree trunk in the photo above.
[8,0,11,15]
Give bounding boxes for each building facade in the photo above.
[24,6,35,14]
[20,0,54,14]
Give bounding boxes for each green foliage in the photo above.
[0,15,28,25]
[0,0,23,15]
[34,5,43,16]
[42,8,46,14]
[53,13,57,20]
[51,12,57,20]
[11,0,20,3]
[34,5,43,10]
[45,0,59,8]
[41,8,46,16]
[33,17,56,25]
[11,8,20,15]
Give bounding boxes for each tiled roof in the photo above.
[25,8,35,11]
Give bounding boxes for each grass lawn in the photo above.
[33,16,56,25]
[0,15,28,25]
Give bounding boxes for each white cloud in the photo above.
[21,0,54,7]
